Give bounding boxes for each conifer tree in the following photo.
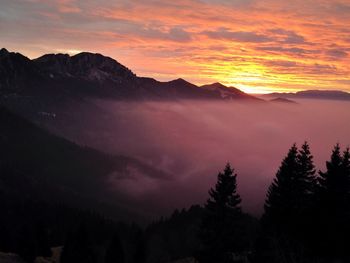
[341,147,350,253]
[206,163,241,214]
[316,144,350,258]
[318,144,344,197]
[339,147,350,219]
[199,163,242,263]
[262,143,317,261]
[264,143,317,227]
[297,142,316,198]
[263,144,299,232]
[296,142,317,254]
[341,147,350,192]
[317,144,349,219]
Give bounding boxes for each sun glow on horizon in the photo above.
[233,84,277,94]
[1,0,349,93]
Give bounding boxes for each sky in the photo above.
[1,0,350,93]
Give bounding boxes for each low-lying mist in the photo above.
[58,99,350,218]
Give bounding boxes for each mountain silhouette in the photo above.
[201,82,260,100]
[264,90,350,101]
[0,106,170,222]
[34,52,135,82]
[0,48,262,101]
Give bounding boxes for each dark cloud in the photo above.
[257,46,319,55]
[203,28,272,43]
[134,26,193,42]
[332,3,350,17]
[199,0,255,8]
[265,60,298,68]
[325,48,348,59]
[269,28,306,44]
[168,27,193,42]
[95,24,192,44]
[311,63,337,73]
[264,59,338,76]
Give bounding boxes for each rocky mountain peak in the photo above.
[168,78,197,88]
[0,48,9,56]
[34,52,136,81]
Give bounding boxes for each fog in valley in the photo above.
[52,99,350,218]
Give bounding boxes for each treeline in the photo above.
[256,143,350,263]
[0,191,144,263]
[1,142,350,263]
[197,142,350,263]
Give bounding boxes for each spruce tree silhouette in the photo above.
[261,143,318,262]
[295,142,317,257]
[297,142,317,199]
[318,144,344,197]
[263,144,299,233]
[199,163,242,263]
[316,144,350,259]
[341,147,350,260]
[264,142,316,228]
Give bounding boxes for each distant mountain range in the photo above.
[0,48,259,101]
[264,90,350,101]
[2,47,349,104]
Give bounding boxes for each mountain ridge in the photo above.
[33,52,136,81]
[264,89,350,101]
[0,105,170,222]
[201,82,256,100]
[0,48,260,101]
[1,48,349,102]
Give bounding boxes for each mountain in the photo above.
[201,82,262,101]
[34,52,135,81]
[264,90,350,101]
[0,48,259,101]
[0,48,43,94]
[136,77,223,100]
[0,106,170,222]
[0,48,264,151]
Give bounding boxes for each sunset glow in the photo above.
[1,0,350,93]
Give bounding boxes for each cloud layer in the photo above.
[48,99,350,217]
[0,0,350,92]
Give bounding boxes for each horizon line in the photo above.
[2,47,350,95]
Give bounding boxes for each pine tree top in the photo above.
[264,142,317,224]
[206,163,242,213]
[319,144,350,196]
